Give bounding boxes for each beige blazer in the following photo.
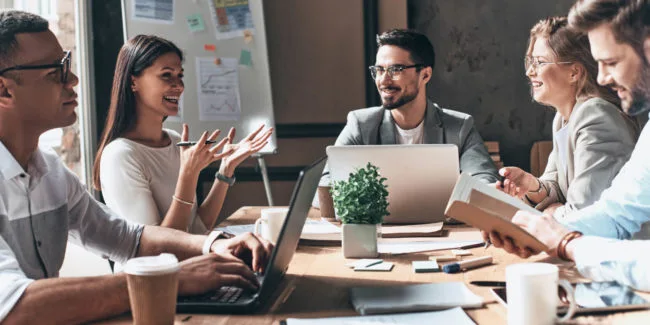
[536,97,639,218]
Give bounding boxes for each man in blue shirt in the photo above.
[487,0,650,291]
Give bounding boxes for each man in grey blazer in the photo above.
[329,29,498,184]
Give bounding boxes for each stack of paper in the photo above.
[349,282,484,315]
[283,307,476,324]
[381,222,445,238]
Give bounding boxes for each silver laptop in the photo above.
[326,145,459,224]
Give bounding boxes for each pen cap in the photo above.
[442,263,460,273]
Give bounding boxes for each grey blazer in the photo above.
[332,100,498,183]
[537,97,639,219]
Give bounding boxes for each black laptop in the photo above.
[177,156,327,314]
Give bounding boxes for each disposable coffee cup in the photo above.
[124,253,180,325]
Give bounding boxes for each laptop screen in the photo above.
[257,156,326,299]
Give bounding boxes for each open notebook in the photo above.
[444,173,547,252]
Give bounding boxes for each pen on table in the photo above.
[442,255,493,274]
[176,140,217,147]
[469,281,506,287]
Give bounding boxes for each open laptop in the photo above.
[326,145,459,224]
[177,156,326,314]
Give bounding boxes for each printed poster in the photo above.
[208,0,255,40]
[132,0,174,24]
[195,57,241,121]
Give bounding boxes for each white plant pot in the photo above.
[342,223,379,258]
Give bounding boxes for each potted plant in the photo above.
[331,163,389,258]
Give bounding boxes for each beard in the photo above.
[381,87,419,110]
[624,62,650,116]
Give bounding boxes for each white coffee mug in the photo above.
[254,207,288,243]
[506,263,577,325]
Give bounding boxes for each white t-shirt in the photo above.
[395,120,425,144]
[99,129,207,234]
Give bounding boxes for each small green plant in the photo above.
[331,163,389,224]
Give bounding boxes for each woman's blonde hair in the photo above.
[526,16,620,106]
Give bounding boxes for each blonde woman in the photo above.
[498,17,638,218]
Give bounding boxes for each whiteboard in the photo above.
[121,0,277,154]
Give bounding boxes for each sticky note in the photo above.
[239,49,253,66]
[243,30,253,43]
[354,262,394,272]
[345,259,383,269]
[413,260,440,273]
[452,249,472,256]
[186,14,205,32]
[204,44,217,52]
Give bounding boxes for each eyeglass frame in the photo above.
[524,56,572,71]
[369,64,426,80]
[0,50,71,84]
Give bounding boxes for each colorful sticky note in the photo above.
[204,44,217,52]
[243,30,253,44]
[186,14,205,33]
[239,49,253,66]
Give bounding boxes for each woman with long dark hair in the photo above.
[93,35,272,233]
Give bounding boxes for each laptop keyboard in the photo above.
[179,286,244,304]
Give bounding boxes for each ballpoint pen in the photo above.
[176,140,218,147]
[484,238,492,250]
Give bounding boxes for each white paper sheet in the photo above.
[215,219,341,237]
[195,57,241,121]
[285,307,476,325]
[377,240,483,255]
[132,0,174,24]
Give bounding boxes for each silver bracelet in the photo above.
[172,195,194,206]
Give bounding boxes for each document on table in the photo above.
[377,240,483,254]
[349,282,484,315]
[283,307,476,324]
[215,219,341,239]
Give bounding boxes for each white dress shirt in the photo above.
[572,236,650,292]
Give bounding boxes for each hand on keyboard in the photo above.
[176,253,260,297]
[209,232,274,273]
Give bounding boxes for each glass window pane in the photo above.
[11,0,87,184]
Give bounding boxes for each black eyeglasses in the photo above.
[369,64,425,80]
[0,50,71,84]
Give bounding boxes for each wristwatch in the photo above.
[202,230,224,254]
[215,172,236,186]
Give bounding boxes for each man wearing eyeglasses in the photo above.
[0,11,274,324]
[329,29,498,184]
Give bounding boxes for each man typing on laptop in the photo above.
[0,11,272,324]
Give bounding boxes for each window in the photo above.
[7,0,93,186]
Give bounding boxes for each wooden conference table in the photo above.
[98,206,650,324]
